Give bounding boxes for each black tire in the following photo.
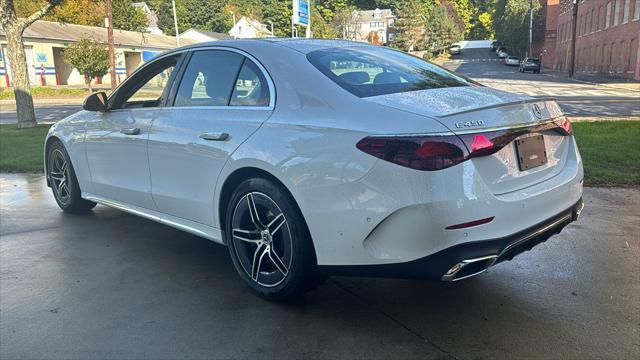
[47,140,96,213]
[224,177,322,301]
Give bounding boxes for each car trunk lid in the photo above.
[365,86,570,195]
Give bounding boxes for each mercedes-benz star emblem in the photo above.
[532,104,543,119]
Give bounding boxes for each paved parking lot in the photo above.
[1,173,639,359]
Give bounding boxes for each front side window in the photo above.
[110,54,178,109]
[307,46,471,98]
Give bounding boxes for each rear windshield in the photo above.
[527,58,540,63]
[307,46,471,98]
[508,56,518,60]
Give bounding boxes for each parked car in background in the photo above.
[520,57,541,73]
[45,39,582,300]
[491,40,502,51]
[449,43,462,55]
[505,56,520,66]
[498,49,509,58]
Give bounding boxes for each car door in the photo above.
[84,54,182,210]
[148,48,274,226]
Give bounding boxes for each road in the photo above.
[0,49,637,124]
[443,48,640,118]
[0,105,81,124]
[1,173,639,359]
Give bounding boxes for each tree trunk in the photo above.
[5,25,37,128]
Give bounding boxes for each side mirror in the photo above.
[83,92,108,112]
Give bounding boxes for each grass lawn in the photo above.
[0,87,90,100]
[0,124,51,173]
[0,121,638,186]
[572,121,640,186]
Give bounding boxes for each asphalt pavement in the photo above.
[442,48,640,118]
[0,105,81,124]
[1,173,639,359]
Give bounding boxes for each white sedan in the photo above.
[45,39,584,300]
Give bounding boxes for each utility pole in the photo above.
[106,0,116,90]
[230,11,236,39]
[528,0,533,57]
[305,0,312,38]
[172,0,180,46]
[568,0,579,78]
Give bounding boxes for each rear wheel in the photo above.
[225,178,322,301]
[47,141,96,213]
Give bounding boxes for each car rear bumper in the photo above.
[320,198,583,280]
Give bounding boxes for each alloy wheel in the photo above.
[49,149,71,206]
[230,192,293,287]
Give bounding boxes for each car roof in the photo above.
[163,38,375,55]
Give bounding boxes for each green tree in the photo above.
[261,0,293,37]
[392,0,426,51]
[423,3,463,55]
[1,0,61,128]
[15,0,103,26]
[112,0,148,31]
[63,38,110,93]
[492,0,540,55]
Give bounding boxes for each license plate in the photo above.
[515,135,547,171]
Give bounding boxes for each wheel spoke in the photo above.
[267,213,286,236]
[60,182,69,197]
[57,178,66,192]
[50,171,64,181]
[251,243,268,281]
[232,228,262,244]
[60,160,68,173]
[247,193,266,230]
[268,247,288,276]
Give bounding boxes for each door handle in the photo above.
[121,127,141,135]
[199,132,229,141]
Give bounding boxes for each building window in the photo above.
[635,0,640,20]
[598,5,604,30]
[614,0,621,25]
[623,0,630,22]
[606,2,612,27]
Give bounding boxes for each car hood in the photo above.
[364,86,562,131]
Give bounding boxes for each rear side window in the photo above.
[174,50,243,107]
[307,46,471,97]
[230,60,270,106]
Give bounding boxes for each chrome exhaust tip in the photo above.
[441,255,498,281]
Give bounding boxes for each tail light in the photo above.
[355,135,467,171]
[356,117,573,172]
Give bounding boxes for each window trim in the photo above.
[166,46,276,110]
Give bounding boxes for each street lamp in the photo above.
[172,0,180,46]
[230,11,236,39]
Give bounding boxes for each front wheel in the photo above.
[47,141,96,213]
[225,178,322,301]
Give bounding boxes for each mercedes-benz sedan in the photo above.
[45,39,583,300]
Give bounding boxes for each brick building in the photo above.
[554,0,639,80]
[534,0,561,69]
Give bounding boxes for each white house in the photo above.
[180,29,233,43]
[347,8,396,45]
[132,2,163,35]
[228,17,273,39]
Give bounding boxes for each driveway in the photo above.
[1,174,639,359]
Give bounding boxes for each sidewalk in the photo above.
[0,98,85,111]
[541,69,640,92]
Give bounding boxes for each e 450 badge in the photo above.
[454,120,485,128]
